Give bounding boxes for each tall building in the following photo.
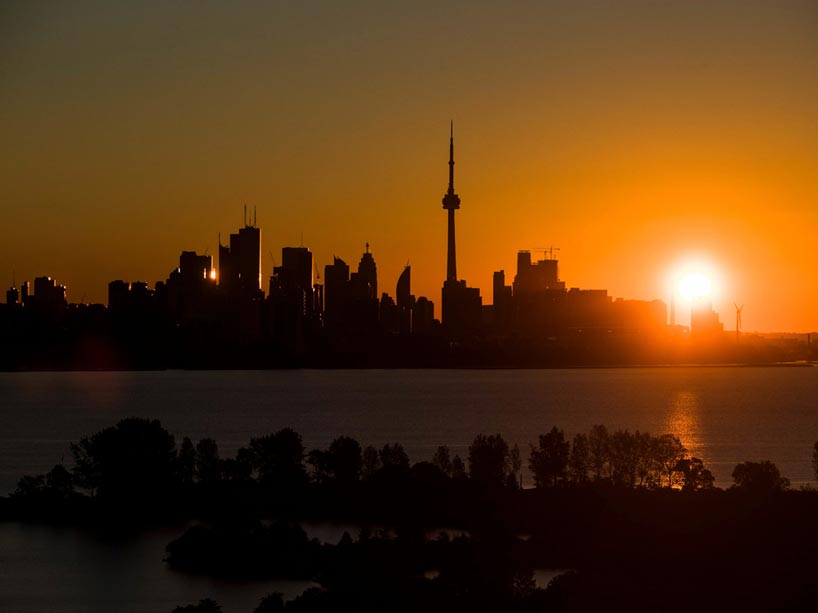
[690,297,724,338]
[440,124,482,336]
[442,122,460,282]
[396,265,413,335]
[347,244,379,328]
[324,256,350,323]
[350,243,377,300]
[271,247,314,317]
[218,207,262,300]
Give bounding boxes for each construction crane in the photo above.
[314,260,321,283]
[523,246,561,260]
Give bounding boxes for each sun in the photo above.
[678,272,712,301]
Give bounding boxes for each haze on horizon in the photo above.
[2,1,817,332]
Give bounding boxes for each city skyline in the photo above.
[2,2,817,332]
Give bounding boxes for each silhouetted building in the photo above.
[442,122,460,282]
[513,251,566,296]
[6,286,19,305]
[218,208,262,300]
[413,296,435,334]
[324,257,350,326]
[691,297,724,338]
[267,246,319,350]
[492,270,513,331]
[350,243,377,300]
[396,265,413,335]
[439,125,482,336]
[165,251,216,326]
[271,247,314,317]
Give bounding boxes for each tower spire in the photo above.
[448,121,455,194]
[442,122,461,282]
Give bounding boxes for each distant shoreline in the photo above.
[1,361,814,374]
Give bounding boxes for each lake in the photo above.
[2,367,818,612]
[2,367,817,492]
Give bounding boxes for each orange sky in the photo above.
[2,1,817,331]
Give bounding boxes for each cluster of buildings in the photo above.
[1,127,732,367]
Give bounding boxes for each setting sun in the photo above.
[678,272,713,301]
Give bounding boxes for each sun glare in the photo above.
[678,272,712,301]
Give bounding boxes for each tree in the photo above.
[172,598,222,613]
[379,443,410,471]
[676,457,715,492]
[588,425,610,481]
[195,438,220,484]
[178,437,196,484]
[732,460,790,494]
[70,417,176,499]
[509,444,522,488]
[254,592,285,613]
[654,434,687,488]
[451,454,467,479]
[609,430,638,487]
[45,464,74,496]
[568,433,590,484]
[468,433,512,487]
[362,445,382,478]
[529,427,570,488]
[246,428,307,488]
[633,431,657,487]
[432,445,453,477]
[14,474,45,498]
[308,436,362,484]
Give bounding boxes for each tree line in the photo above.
[10,417,799,501]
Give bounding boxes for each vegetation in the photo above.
[8,418,818,612]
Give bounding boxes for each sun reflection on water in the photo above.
[666,390,705,461]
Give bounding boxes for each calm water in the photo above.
[2,367,817,492]
[2,367,818,612]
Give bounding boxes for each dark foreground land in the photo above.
[3,418,818,613]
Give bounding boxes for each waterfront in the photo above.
[2,367,817,493]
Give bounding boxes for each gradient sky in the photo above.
[2,1,817,331]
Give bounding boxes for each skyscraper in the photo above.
[218,207,262,300]
[442,122,460,282]
[440,124,482,336]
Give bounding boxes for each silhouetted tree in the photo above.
[633,431,657,487]
[509,443,522,488]
[379,443,410,470]
[70,417,176,499]
[588,425,610,481]
[246,428,307,488]
[468,434,514,488]
[219,457,252,481]
[171,598,221,613]
[308,436,362,484]
[254,592,285,613]
[178,437,196,484]
[195,438,220,484]
[654,434,687,488]
[610,430,639,487]
[45,463,74,496]
[451,454,467,479]
[431,445,453,477]
[529,427,570,488]
[676,457,715,492]
[14,474,45,498]
[362,445,381,478]
[568,433,590,484]
[732,460,790,494]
